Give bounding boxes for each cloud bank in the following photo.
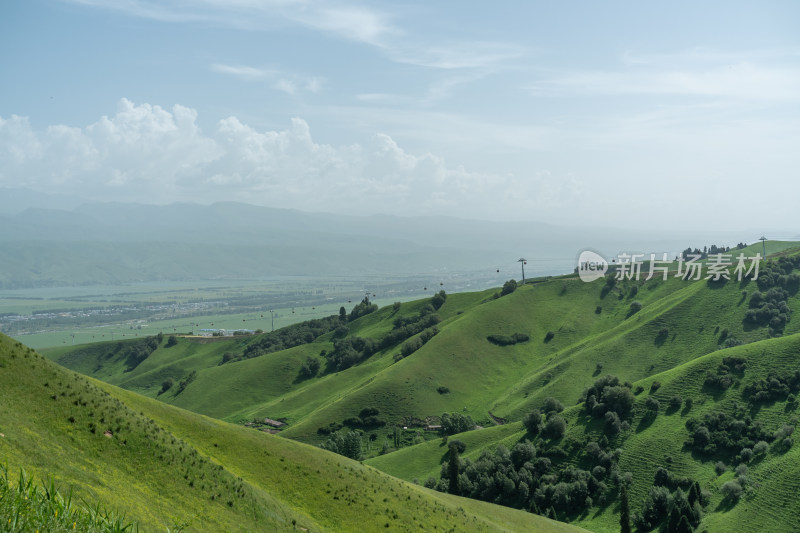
[0,98,577,218]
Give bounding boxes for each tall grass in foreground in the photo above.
[0,462,155,533]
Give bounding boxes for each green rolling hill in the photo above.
[0,332,581,532]
[38,244,800,531]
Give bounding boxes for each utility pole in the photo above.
[518,258,527,284]
[759,236,767,259]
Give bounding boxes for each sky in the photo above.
[1,1,799,231]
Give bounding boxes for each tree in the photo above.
[619,482,631,533]
[676,515,693,533]
[720,480,742,501]
[440,413,474,435]
[431,290,447,310]
[447,441,461,495]
[166,335,178,347]
[339,306,347,322]
[542,415,566,440]
[298,356,321,379]
[542,397,564,414]
[523,409,543,435]
[159,377,174,395]
[501,279,517,296]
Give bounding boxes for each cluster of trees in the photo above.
[297,356,321,379]
[522,397,567,440]
[686,410,776,457]
[679,244,734,259]
[121,335,161,372]
[348,297,378,322]
[175,370,197,395]
[343,407,386,429]
[398,327,439,360]
[744,370,800,403]
[316,294,445,374]
[745,287,792,332]
[239,315,343,361]
[486,332,530,346]
[382,306,441,349]
[581,375,636,435]
[319,429,363,460]
[429,438,622,520]
[744,256,800,334]
[704,356,747,390]
[633,470,708,532]
[326,336,379,372]
[439,413,475,435]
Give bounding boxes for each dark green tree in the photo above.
[339,306,347,322]
[619,482,631,533]
[501,279,517,296]
[447,441,461,495]
[676,515,693,533]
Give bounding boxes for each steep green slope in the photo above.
[0,333,584,532]
[367,333,800,532]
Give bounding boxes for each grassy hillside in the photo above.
[367,333,800,532]
[39,247,800,531]
[45,248,800,448]
[0,332,583,532]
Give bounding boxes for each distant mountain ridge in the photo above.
[0,189,758,288]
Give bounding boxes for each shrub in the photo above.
[298,356,321,379]
[544,331,555,343]
[437,386,450,394]
[753,440,769,454]
[720,480,742,501]
[669,396,682,409]
[629,301,643,315]
[159,378,174,395]
[522,409,543,435]
[650,381,661,393]
[714,461,727,475]
[645,397,660,411]
[542,397,564,414]
[166,335,178,347]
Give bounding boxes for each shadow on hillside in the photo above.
[714,498,738,513]
[636,413,657,433]
[706,278,728,290]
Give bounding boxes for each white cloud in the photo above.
[273,79,297,95]
[1,99,579,218]
[530,49,800,101]
[210,63,272,80]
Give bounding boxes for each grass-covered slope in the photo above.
[0,333,583,532]
[367,333,800,532]
[45,248,800,451]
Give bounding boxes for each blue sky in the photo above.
[1,1,799,231]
